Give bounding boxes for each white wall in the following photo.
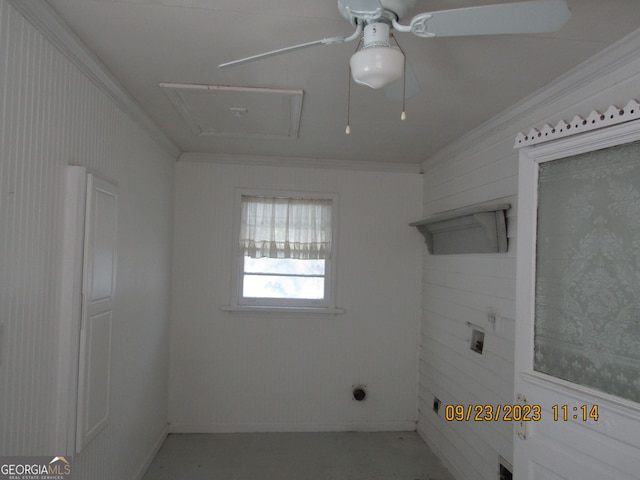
[0,2,176,478]
[169,161,423,432]
[416,29,640,480]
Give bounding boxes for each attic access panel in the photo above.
[160,83,303,139]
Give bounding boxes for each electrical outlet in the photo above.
[470,328,485,354]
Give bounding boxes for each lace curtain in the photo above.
[239,195,332,259]
[534,141,640,403]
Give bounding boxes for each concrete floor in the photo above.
[142,431,455,480]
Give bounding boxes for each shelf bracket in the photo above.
[410,202,510,254]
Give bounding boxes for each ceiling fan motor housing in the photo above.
[337,0,417,25]
[362,22,391,48]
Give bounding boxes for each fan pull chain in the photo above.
[392,33,407,121]
[346,66,352,135]
[400,70,407,121]
[401,63,407,121]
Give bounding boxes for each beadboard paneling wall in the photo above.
[169,161,423,432]
[416,29,640,480]
[0,2,175,478]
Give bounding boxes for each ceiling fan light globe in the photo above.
[350,46,404,89]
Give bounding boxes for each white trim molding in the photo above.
[179,152,423,174]
[514,99,640,148]
[7,0,180,158]
[132,424,169,480]
[169,421,416,434]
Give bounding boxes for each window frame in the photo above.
[229,188,340,312]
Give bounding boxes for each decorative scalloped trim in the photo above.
[514,100,640,148]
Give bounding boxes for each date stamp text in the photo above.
[443,404,599,422]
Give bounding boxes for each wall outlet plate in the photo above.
[470,328,485,354]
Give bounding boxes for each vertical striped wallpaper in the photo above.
[0,2,176,479]
[1,0,66,454]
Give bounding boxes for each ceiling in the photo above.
[46,0,640,168]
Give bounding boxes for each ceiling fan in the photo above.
[219,0,570,131]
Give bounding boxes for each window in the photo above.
[231,190,338,311]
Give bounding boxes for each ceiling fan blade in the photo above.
[383,62,420,101]
[394,0,570,38]
[219,23,363,68]
[219,39,333,68]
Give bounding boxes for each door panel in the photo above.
[84,310,113,436]
[514,120,640,479]
[76,173,118,453]
[533,141,640,403]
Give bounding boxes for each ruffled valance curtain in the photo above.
[240,195,332,259]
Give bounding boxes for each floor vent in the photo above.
[499,457,513,480]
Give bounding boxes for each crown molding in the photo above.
[422,26,640,171]
[179,152,423,174]
[8,0,180,158]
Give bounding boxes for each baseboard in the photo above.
[169,421,416,434]
[132,423,169,480]
[416,423,468,480]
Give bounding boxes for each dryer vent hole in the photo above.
[352,387,366,401]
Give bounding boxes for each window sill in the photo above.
[221,305,346,315]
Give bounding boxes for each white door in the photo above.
[75,172,118,453]
[514,120,640,479]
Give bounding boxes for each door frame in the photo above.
[55,166,119,455]
[514,118,640,478]
[55,166,88,455]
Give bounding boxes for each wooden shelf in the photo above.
[410,202,510,254]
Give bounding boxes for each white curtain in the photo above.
[239,195,332,259]
[534,140,640,403]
